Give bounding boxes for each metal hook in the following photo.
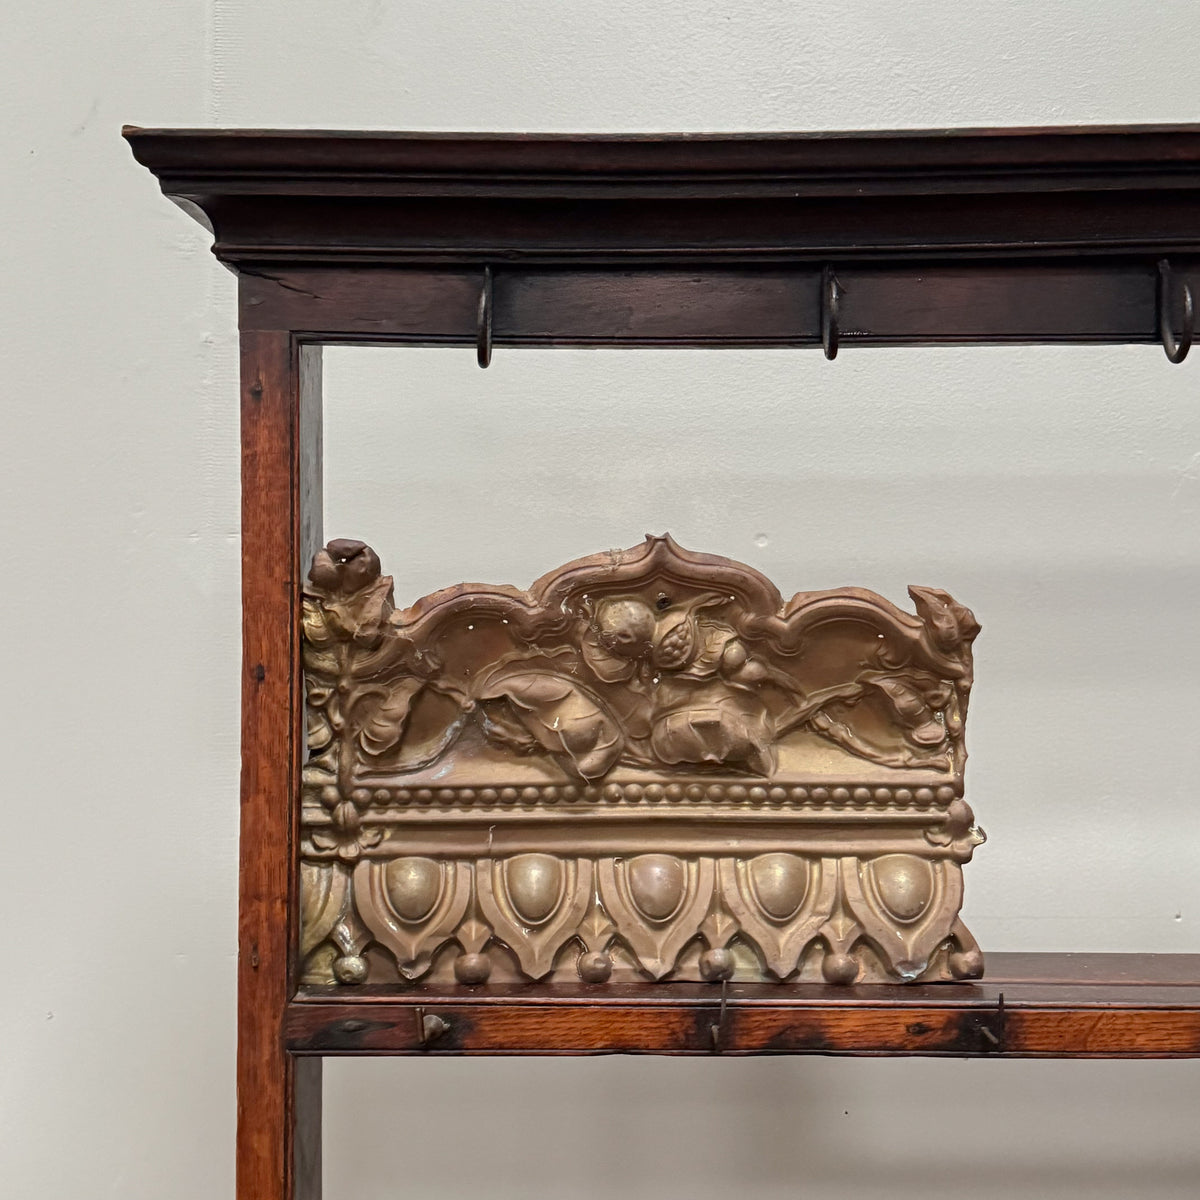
[709,977,730,1052]
[477,266,493,368]
[978,990,1006,1053]
[1157,258,1193,364]
[820,266,841,360]
[415,1006,450,1048]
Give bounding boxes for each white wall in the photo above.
[5,5,1199,1199]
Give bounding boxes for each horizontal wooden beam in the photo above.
[285,953,1200,1058]
[123,124,1200,199]
[239,263,1198,347]
[125,126,1200,268]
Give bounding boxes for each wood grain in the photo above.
[283,1000,1200,1059]
[121,124,1200,195]
[238,262,1198,347]
[124,126,1200,268]
[283,954,1200,1058]
[238,330,322,1200]
[121,129,1200,1200]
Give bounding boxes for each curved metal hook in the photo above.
[709,977,729,1053]
[820,266,841,360]
[1157,258,1193,364]
[477,266,493,368]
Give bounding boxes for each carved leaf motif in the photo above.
[908,586,961,651]
[581,633,637,683]
[909,585,980,658]
[301,601,337,649]
[650,704,775,775]
[456,916,492,956]
[862,674,946,748]
[300,536,980,787]
[323,576,394,646]
[577,901,616,953]
[299,862,351,960]
[359,676,426,757]
[489,672,576,706]
[303,647,340,678]
[477,670,624,780]
[478,705,540,753]
[305,681,336,752]
[699,901,739,952]
[307,707,333,752]
[925,798,986,862]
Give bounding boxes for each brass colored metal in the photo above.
[300,536,985,987]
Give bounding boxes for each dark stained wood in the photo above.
[292,1058,322,1198]
[283,995,1200,1059]
[126,125,1200,270]
[239,331,322,1200]
[121,124,1200,195]
[185,193,1200,267]
[127,126,1200,1200]
[284,954,1200,1058]
[238,262,1199,347]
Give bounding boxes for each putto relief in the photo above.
[299,536,985,989]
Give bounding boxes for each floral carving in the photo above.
[303,539,470,804]
[301,535,979,789]
[298,537,985,989]
[309,798,383,863]
[474,665,625,780]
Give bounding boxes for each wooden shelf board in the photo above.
[285,953,1200,1059]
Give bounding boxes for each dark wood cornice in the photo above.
[123,125,1200,268]
[123,124,1200,195]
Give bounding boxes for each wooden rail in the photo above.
[288,954,1200,1058]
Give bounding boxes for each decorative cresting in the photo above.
[300,536,985,987]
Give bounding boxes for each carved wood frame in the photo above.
[124,125,1200,1200]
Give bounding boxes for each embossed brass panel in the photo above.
[300,535,984,987]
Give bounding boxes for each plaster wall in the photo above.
[4,4,1199,1198]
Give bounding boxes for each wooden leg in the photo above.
[292,1058,323,1194]
[238,329,323,1199]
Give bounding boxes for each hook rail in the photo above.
[458,260,1190,357]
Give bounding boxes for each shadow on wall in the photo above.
[325,1055,1200,1200]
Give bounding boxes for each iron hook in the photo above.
[820,266,841,360]
[1157,258,1193,364]
[709,977,730,1052]
[415,1006,450,1048]
[477,266,493,368]
[978,990,1007,1053]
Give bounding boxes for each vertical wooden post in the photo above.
[238,327,323,1200]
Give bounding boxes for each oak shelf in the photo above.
[288,954,1200,1058]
